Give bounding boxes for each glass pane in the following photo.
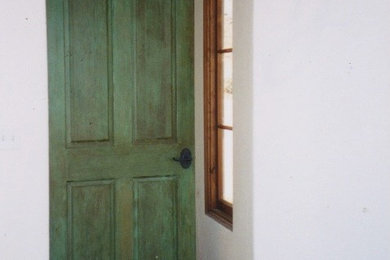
[219,129,233,203]
[222,0,233,49]
[218,52,233,127]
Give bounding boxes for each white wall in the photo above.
[252,0,390,259]
[195,0,254,259]
[0,0,49,259]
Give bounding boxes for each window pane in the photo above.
[219,129,233,203]
[218,52,233,127]
[222,0,233,49]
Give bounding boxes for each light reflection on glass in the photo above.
[220,129,233,203]
[222,52,232,127]
[223,0,233,49]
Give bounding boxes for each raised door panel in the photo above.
[67,180,115,259]
[133,176,178,260]
[65,0,113,144]
[134,0,176,143]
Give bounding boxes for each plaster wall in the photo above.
[252,0,390,259]
[0,0,49,258]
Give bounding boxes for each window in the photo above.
[204,0,233,228]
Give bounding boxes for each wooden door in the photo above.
[47,0,194,258]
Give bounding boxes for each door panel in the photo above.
[133,177,178,259]
[134,0,176,143]
[66,0,113,144]
[67,180,115,259]
[47,0,195,258]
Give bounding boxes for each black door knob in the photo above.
[172,148,192,169]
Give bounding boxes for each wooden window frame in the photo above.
[204,0,233,229]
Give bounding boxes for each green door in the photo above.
[47,0,194,258]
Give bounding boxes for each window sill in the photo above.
[206,208,233,231]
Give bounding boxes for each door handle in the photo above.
[172,148,192,169]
